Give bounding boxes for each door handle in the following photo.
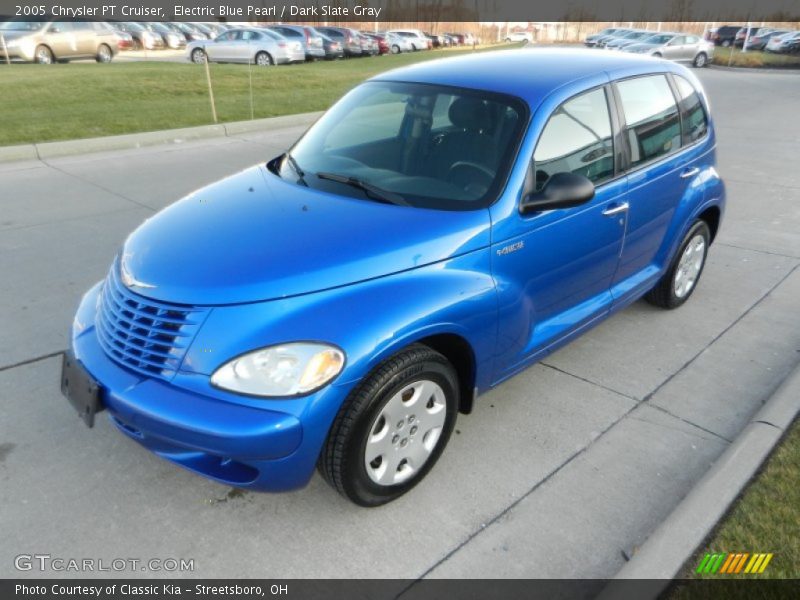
[602,202,629,217]
[680,167,700,179]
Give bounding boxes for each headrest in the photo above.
[449,97,492,132]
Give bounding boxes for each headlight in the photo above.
[211,343,345,397]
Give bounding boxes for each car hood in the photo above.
[119,165,491,306]
[0,31,36,42]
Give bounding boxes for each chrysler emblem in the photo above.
[120,254,156,289]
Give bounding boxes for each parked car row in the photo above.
[0,19,473,64]
[186,26,454,66]
[704,25,800,53]
[585,28,714,67]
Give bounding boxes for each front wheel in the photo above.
[191,48,206,64]
[391,44,400,54]
[34,45,53,64]
[319,344,459,506]
[693,52,708,67]
[645,220,710,309]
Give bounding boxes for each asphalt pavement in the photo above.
[0,67,799,579]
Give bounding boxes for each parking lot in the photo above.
[0,67,798,579]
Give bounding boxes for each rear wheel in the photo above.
[255,51,272,66]
[693,52,708,67]
[652,52,662,58]
[96,44,113,63]
[34,45,53,64]
[721,40,731,47]
[319,344,459,506]
[645,220,710,309]
[191,48,206,64]
[391,44,400,54]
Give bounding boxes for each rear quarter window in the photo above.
[673,76,709,145]
[616,75,681,168]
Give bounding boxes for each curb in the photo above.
[0,111,323,163]
[598,361,800,597]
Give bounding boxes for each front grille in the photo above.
[95,261,208,380]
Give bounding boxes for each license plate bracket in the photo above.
[61,352,103,428]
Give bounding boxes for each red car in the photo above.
[111,28,134,51]
[362,32,390,54]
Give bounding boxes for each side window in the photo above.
[674,76,709,145]
[533,87,614,191]
[617,75,681,168]
[670,36,686,45]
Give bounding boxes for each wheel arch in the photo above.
[414,333,477,415]
[697,205,721,243]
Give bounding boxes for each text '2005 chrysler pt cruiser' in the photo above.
[62,49,725,506]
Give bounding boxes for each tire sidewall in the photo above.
[343,357,459,506]
[666,220,711,308]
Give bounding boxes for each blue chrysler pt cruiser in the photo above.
[63,49,725,506]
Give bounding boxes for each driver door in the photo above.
[491,86,627,381]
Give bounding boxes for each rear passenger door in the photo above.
[609,73,709,303]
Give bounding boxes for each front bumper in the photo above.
[69,283,352,491]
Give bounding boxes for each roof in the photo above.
[372,48,678,107]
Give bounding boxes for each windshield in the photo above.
[0,21,46,32]
[273,81,527,211]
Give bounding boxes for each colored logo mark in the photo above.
[696,552,773,574]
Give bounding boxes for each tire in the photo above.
[391,44,400,54]
[319,344,459,507]
[645,220,711,309]
[652,52,662,58]
[34,45,53,64]
[96,44,113,63]
[254,51,272,66]
[721,40,731,47]
[693,52,708,68]
[191,48,206,64]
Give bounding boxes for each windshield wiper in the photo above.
[283,152,308,186]
[316,172,410,206]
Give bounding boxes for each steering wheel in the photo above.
[446,161,495,189]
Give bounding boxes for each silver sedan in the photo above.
[624,32,714,68]
[186,28,304,66]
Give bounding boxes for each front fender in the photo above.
[181,248,497,405]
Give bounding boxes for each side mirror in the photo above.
[49,26,61,33]
[519,171,595,214]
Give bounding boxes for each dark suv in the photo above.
[706,25,744,47]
